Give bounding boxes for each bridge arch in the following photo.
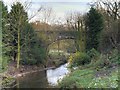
[47,36,75,47]
[46,36,76,54]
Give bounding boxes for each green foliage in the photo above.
[1,1,47,67]
[59,68,118,88]
[88,69,118,88]
[2,74,15,87]
[20,24,46,65]
[69,52,90,67]
[0,1,11,70]
[31,45,46,64]
[8,2,28,68]
[86,7,104,51]
[94,54,110,68]
[87,49,119,69]
[59,69,94,88]
[2,55,9,70]
[21,55,37,65]
[9,2,28,49]
[108,49,119,65]
[87,48,100,60]
[118,55,120,65]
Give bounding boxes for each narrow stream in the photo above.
[47,63,69,86]
[15,63,70,88]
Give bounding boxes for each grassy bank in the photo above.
[59,67,118,88]
[59,49,119,88]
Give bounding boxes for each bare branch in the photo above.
[28,6,43,22]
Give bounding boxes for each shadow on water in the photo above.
[14,63,69,88]
[15,71,49,88]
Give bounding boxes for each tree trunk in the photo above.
[17,29,20,69]
[13,52,17,62]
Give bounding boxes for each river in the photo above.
[14,63,70,88]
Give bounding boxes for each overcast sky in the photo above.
[3,0,95,23]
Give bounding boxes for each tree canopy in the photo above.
[86,7,104,51]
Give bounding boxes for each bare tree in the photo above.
[95,0,120,19]
[65,12,86,52]
[94,0,120,49]
[39,6,56,24]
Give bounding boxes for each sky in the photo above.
[2,0,95,23]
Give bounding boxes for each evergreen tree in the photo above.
[0,1,10,70]
[86,7,104,51]
[20,24,46,65]
[9,2,28,68]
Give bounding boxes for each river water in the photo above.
[15,63,70,88]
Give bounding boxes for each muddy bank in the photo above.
[7,61,56,78]
[1,61,55,88]
[1,59,67,88]
[13,63,69,88]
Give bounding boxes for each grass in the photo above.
[59,69,94,88]
[88,68,118,88]
[59,67,118,88]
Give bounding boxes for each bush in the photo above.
[20,24,47,65]
[2,56,9,70]
[87,48,100,59]
[94,49,119,68]
[20,53,37,65]
[69,52,90,67]
[95,54,111,68]
[108,49,119,65]
[31,45,46,64]
[21,45,46,65]
[88,51,119,69]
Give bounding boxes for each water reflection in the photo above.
[15,63,69,88]
[47,63,70,86]
[16,71,49,88]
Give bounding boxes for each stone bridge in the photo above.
[35,30,77,47]
[47,35,75,46]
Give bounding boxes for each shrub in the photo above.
[108,49,119,65]
[87,48,100,59]
[95,54,110,68]
[94,49,119,68]
[86,48,100,68]
[21,45,46,65]
[31,45,46,64]
[20,53,37,65]
[69,52,90,67]
[2,56,9,70]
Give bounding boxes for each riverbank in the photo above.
[59,65,119,88]
[9,62,56,78]
[13,63,69,88]
[1,61,56,88]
